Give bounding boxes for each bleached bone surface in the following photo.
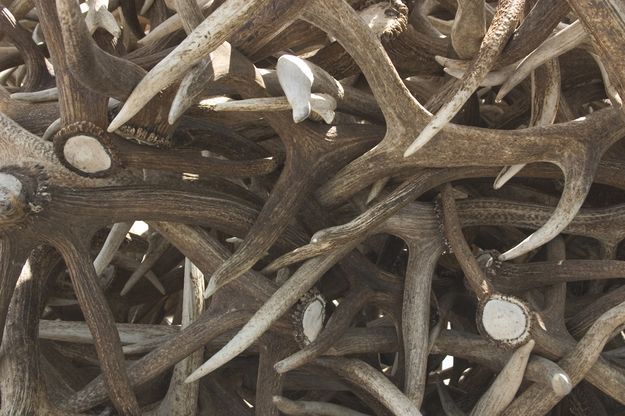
[63,135,111,173]
[4,1,625,415]
[277,54,314,123]
[481,296,530,343]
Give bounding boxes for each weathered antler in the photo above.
[0,0,623,414]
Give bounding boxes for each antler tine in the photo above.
[303,0,429,130]
[153,258,204,415]
[494,59,560,189]
[496,21,586,102]
[314,357,422,416]
[173,0,204,33]
[504,300,625,415]
[498,0,569,67]
[55,0,145,101]
[451,0,485,60]
[167,43,236,125]
[109,0,306,132]
[273,396,371,416]
[93,222,132,275]
[568,0,625,114]
[85,0,121,39]
[400,241,442,405]
[0,252,64,414]
[52,233,140,415]
[404,0,526,156]
[470,340,535,416]
[0,3,51,91]
[11,87,58,102]
[0,236,31,352]
[498,151,600,261]
[160,0,207,125]
[170,51,376,125]
[185,244,357,383]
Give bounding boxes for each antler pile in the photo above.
[0,0,624,414]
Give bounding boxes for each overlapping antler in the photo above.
[0,0,623,414]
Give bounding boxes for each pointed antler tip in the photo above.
[203,278,218,299]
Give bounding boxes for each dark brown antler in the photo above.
[0,0,624,414]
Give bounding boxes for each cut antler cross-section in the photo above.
[0,0,624,414]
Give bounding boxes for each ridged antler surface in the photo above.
[0,0,624,414]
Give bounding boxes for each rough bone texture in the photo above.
[0,0,624,415]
